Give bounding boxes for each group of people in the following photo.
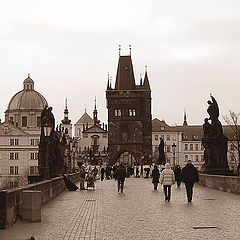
[77,160,199,202]
[152,160,199,202]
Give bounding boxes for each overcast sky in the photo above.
[1,0,240,126]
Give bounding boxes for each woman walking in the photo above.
[160,163,175,202]
[152,165,160,190]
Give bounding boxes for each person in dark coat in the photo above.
[135,166,140,178]
[100,167,105,181]
[115,164,127,193]
[151,165,160,190]
[63,174,79,191]
[180,160,199,202]
[174,165,182,188]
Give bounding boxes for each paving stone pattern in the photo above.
[1,178,240,240]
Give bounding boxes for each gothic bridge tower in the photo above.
[106,52,152,165]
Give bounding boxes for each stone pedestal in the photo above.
[22,190,41,222]
[201,135,232,175]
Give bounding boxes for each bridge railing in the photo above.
[198,173,240,195]
[0,173,79,229]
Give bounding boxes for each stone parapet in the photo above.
[0,173,79,229]
[199,173,240,195]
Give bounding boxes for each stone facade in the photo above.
[106,55,152,165]
[0,75,47,189]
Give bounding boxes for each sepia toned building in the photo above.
[0,75,47,189]
[106,54,152,165]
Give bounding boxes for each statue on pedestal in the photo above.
[201,95,232,175]
[158,137,166,165]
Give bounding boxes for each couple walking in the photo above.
[154,160,199,202]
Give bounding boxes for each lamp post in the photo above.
[72,145,76,172]
[172,143,177,168]
[43,124,52,179]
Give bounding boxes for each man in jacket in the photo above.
[180,160,199,202]
[115,163,127,193]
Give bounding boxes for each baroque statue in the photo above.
[158,137,166,165]
[201,94,232,175]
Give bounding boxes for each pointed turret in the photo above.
[183,108,188,126]
[143,66,151,90]
[140,74,143,86]
[114,55,136,90]
[107,73,110,90]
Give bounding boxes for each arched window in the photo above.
[22,116,27,127]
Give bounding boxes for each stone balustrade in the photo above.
[0,173,79,229]
[198,173,240,195]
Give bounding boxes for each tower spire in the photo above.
[129,44,132,55]
[143,66,150,90]
[140,73,143,86]
[61,96,71,124]
[107,72,110,90]
[93,97,99,126]
[183,108,188,126]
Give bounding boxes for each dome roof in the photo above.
[7,75,48,111]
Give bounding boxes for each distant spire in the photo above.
[110,77,112,89]
[183,108,188,126]
[65,95,68,109]
[140,73,143,86]
[62,95,71,124]
[119,44,121,56]
[85,105,87,113]
[129,45,132,55]
[93,97,99,126]
[94,96,97,111]
[143,66,150,90]
[107,72,110,90]
[28,73,30,78]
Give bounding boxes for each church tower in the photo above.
[61,97,72,137]
[106,50,152,165]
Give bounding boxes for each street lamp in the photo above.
[43,124,52,179]
[172,143,177,168]
[72,145,76,172]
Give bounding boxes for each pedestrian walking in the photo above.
[160,163,175,202]
[92,166,98,181]
[100,167,105,181]
[115,163,127,193]
[140,164,144,177]
[151,165,160,190]
[180,160,199,202]
[145,165,151,178]
[79,165,86,190]
[135,166,140,178]
[174,165,182,188]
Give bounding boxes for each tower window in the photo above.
[114,109,122,117]
[129,109,136,117]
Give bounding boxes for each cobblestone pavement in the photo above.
[1,178,240,240]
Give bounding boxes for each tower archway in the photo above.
[116,151,136,166]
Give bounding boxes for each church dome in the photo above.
[7,74,48,111]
